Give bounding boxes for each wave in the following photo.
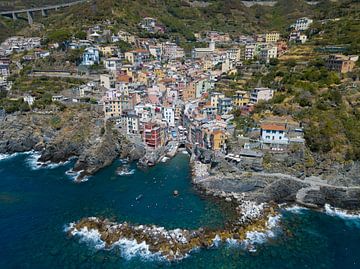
[26,151,71,170]
[324,204,360,220]
[65,223,105,250]
[0,152,23,161]
[117,169,135,176]
[112,238,163,261]
[213,214,282,252]
[66,169,88,182]
[242,215,281,251]
[0,151,33,161]
[66,211,282,261]
[282,205,309,214]
[119,159,129,164]
[66,223,163,261]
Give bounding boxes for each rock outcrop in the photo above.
[0,108,144,181]
[67,200,280,261]
[192,159,360,211]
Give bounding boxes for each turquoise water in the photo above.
[0,152,360,268]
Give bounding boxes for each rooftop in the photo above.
[261,124,286,131]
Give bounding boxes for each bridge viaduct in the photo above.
[0,0,86,25]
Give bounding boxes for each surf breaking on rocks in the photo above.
[65,201,282,261]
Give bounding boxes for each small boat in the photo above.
[136,194,143,201]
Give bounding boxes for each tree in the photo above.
[47,29,72,43]
[74,31,87,40]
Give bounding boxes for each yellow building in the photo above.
[265,32,280,43]
[211,129,227,151]
[104,97,122,118]
[97,45,117,57]
[210,92,225,108]
[233,90,250,107]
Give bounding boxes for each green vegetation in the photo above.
[0,98,30,113]
[233,55,360,161]
[2,0,359,44]
[46,29,72,43]
[10,76,84,97]
[116,40,133,53]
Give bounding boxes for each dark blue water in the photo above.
[0,152,360,269]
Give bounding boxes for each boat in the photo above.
[136,194,143,201]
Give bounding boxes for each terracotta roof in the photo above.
[261,124,286,131]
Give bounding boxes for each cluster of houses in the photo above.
[0,36,42,56]
[288,17,313,44]
[1,15,358,159]
[96,41,284,153]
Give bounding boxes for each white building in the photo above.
[289,31,308,44]
[292,17,313,31]
[23,96,35,106]
[134,104,155,123]
[122,111,140,135]
[260,46,277,63]
[162,42,185,60]
[245,44,256,60]
[81,47,100,66]
[100,74,115,90]
[261,123,289,145]
[104,57,121,71]
[192,41,215,59]
[250,88,274,103]
[162,106,175,127]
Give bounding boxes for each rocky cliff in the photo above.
[0,107,145,181]
[192,153,360,211]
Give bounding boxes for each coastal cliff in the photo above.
[191,150,360,211]
[0,107,144,181]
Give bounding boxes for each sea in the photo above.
[0,152,359,269]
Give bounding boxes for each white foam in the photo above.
[324,204,360,220]
[282,205,309,214]
[69,226,105,250]
[212,234,221,247]
[65,169,88,182]
[26,151,71,170]
[161,157,169,162]
[67,223,163,261]
[0,151,31,161]
[119,159,129,164]
[225,238,240,246]
[242,215,281,252]
[117,169,135,176]
[112,238,162,261]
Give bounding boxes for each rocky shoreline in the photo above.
[66,198,280,261]
[0,109,145,181]
[191,158,360,211]
[1,110,359,209]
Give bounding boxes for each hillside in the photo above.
[1,0,357,43]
